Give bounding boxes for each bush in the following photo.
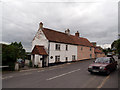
[2,63,15,71]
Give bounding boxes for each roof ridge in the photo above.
[43,28,88,39]
[43,28,68,35]
[42,27,93,47]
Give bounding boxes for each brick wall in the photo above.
[77,46,95,60]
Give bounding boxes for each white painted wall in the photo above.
[31,29,49,52]
[49,42,77,63]
[31,29,49,67]
[34,55,42,67]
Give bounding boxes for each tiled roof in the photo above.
[42,28,93,47]
[95,49,102,53]
[32,45,48,55]
[95,47,103,53]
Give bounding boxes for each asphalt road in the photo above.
[2,56,119,88]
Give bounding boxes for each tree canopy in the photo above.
[111,39,120,55]
[2,42,26,70]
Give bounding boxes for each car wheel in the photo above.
[114,66,117,70]
[106,70,110,75]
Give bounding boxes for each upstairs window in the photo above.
[81,47,83,51]
[66,45,68,51]
[55,44,60,50]
[90,54,92,58]
[90,47,92,51]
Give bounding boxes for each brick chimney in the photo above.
[75,31,79,37]
[39,22,43,29]
[65,29,70,35]
[91,42,96,46]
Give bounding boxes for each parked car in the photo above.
[118,55,120,59]
[88,57,118,75]
[107,53,113,57]
[17,59,25,68]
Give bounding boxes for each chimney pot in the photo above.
[65,29,70,35]
[75,31,79,37]
[39,22,43,29]
[91,42,97,46]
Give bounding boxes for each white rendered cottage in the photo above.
[31,22,100,67]
[31,22,78,67]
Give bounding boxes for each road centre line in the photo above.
[97,75,110,88]
[46,69,81,81]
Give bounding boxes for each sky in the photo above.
[0,0,119,51]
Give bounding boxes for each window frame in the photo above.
[81,47,83,51]
[66,45,68,51]
[90,47,92,51]
[90,54,92,58]
[55,55,60,62]
[72,55,76,60]
[55,44,60,51]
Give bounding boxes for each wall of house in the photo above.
[77,46,95,60]
[31,29,49,66]
[34,55,42,67]
[31,29,49,52]
[49,42,77,63]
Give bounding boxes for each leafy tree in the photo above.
[111,39,120,55]
[102,49,108,55]
[2,42,26,71]
[116,39,120,55]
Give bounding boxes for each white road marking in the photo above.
[82,76,96,88]
[46,69,81,81]
[97,75,110,88]
[38,70,45,72]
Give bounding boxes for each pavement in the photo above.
[2,56,119,88]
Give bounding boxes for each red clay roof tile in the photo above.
[32,45,48,55]
[42,28,93,47]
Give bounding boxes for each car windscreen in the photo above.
[95,58,110,63]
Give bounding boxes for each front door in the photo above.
[42,55,47,67]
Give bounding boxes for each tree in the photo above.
[111,39,120,55]
[116,39,120,55]
[11,42,26,59]
[2,42,26,71]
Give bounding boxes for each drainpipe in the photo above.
[48,41,50,67]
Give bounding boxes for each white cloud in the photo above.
[99,44,111,49]
[1,0,118,51]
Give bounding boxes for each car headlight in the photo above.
[89,66,92,68]
[100,66,105,69]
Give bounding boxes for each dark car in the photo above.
[118,55,120,59]
[88,57,117,75]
